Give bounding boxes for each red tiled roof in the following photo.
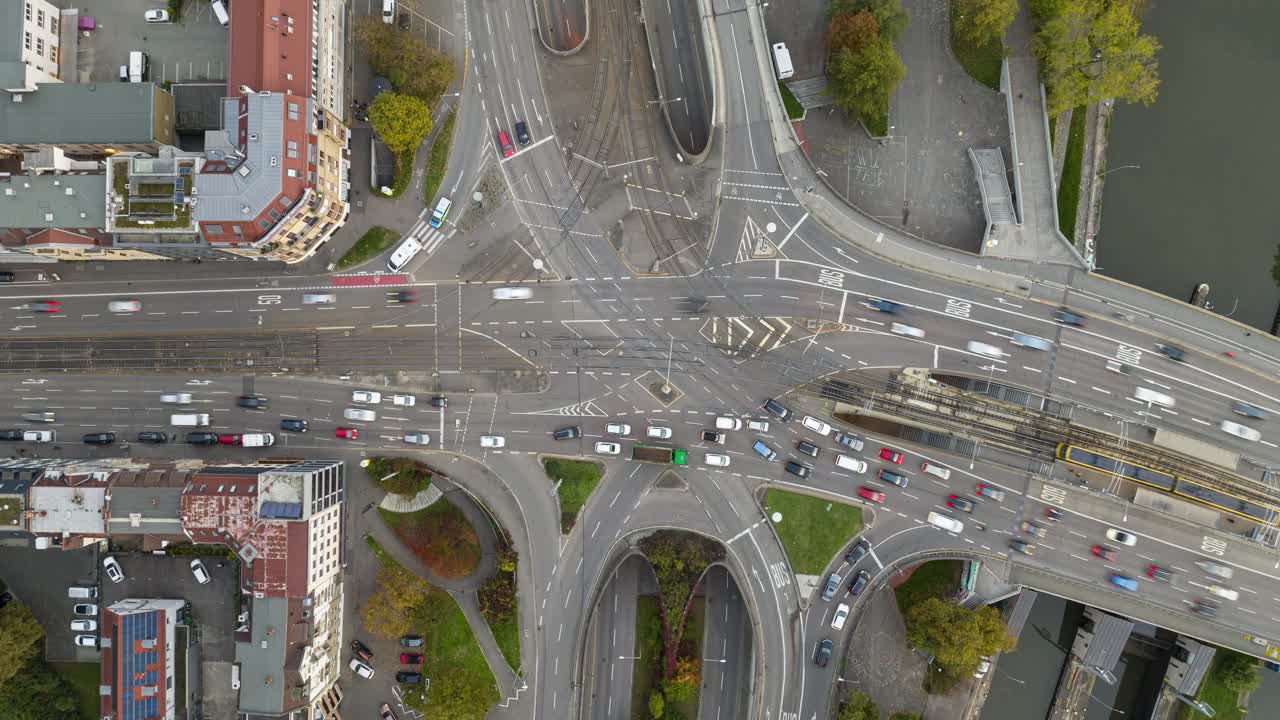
[227,0,314,98]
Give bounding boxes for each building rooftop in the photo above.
[28,484,108,536]
[228,0,314,99]
[0,173,106,229]
[106,486,185,536]
[235,596,291,714]
[0,1,27,90]
[0,83,165,145]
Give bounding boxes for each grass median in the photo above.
[1057,106,1087,241]
[764,488,863,575]
[893,559,962,617]
[544,458,602,533]
[423,111,458,207]
[336,226,399,270]
[779,81,805,120]
[948,3,1003,90]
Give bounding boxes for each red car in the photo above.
[217,434,240,445]
[29,299,60,313]
[856,486,886,504]
[400,653,423,664]
[878,448,904,464]
[497,130,515,157]
[335,427,358,440]
[1045,507,1063,521]
[1091,545,1116,561]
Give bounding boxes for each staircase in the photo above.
[785,76,834,110]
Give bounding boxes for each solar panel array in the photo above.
[120,611,161,720]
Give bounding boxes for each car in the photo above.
[0,430,22,441]
[797,440,822,457]
[1221,420,1262,441]
[1010,540,1036,556]
[403,432,430,445]
[784,461,812,479]
[352,390,382,404]
[975,483,1006,501]
[831,602,850,630]
[1053,309,1087,327]
[1105,528,1137,546]
[704,453,730,467]
[920,461,951,480]
[21,411,54,423]
[605,422,632,436]
[108,299,142,313]
[492,286,532,299]
[351,639,374,662]
[947,495,975,513]
[1155,343,1187,362]
[1019,520,1047,538]
[889,322,925,338]
[836,455,868,473]
[349,659,375,679]
[714,416,743,431]
[303,293,336,304]
[103,557,125,583]
[1044,507,1063,521]
[396,671,424,684]
[967,341,1004,358]
[480,435,505,448]
[74,635,98,648]
[1146,565,1172,582]
[400,653,423,664]
[747,419,770,432]
[136,431,168,443]
[388,290,417,303]
[233,394,269,409]
[1190,601,1217,618]
[430,396,448,408]
[83,432,116,445]
[878,448,903,464]
[752,440,778,460]
[1232,402,1266,419]
[217,434,240,445]
[1206,585,1239,601]
[834,432,864,451]
[71,619,97,632]
[594,441,621,455]
[1197,560,1233,580]
[878,469,907,487]
[868,299,901,313]
[1010,333,1053,351]
[847,570,870,596]
[554,426,581,440]
[0,271,13,282]
[391,394,417,407]
[974,659,992,678]
[845,538,870,565]
[280,419,308,433]
[702,431,726,446]
[380,703,398,720]
[801,416,832,436]
[814,638,833,667]
[497,130,516,157]
[144,8,170,22]
[73,604,98,616]
[821,574,841,601]
[927,511,964,532]
[29,299,60,313]
[399,635,425,647]
[646,425,673,439]
[763,398,792,420]
[160,392,192,404]
[1109,574,1139,592]
[191,559,211,585]
[856,486,885,503]
[1091,545,1117,561]
[344,408,377,422]
[22,430,52,442]
[335,427,359,440]
[186,432,219,445]
[515,120,531,145]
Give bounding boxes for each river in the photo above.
[1096,0,1280,331]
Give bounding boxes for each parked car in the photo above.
[190,559,211,585]
[75,635,99,648]
[380,703,398,720]
[71,619,97,632]
[349,659,375,679]
[82,432,116,445]
[351,639,374,662]
[400,653,423,664]
[103,557,125,583]
[186,432,219,445]
[137,431,168,443]
[396,671,424,684]
[399,635,424,647]
[73,604,98,616]
[144,9,171,22]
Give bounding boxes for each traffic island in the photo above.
[477,533,521,673]
[542,457,604,533]
[762,487,864,582]
[647,378,684,405]
[378,500,481,579]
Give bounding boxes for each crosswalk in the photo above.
[700,316,805,358]
[401,217,453,267]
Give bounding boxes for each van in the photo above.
[1221,420,1261,442]
[1197,560,1233,580]
[927,511,964,533]
[68,586,98,599]
[211,0,230,26]
[128,51,148,83]
[387,237,423,272]
[921,461,951,480]
[1205,585,1239,601]
[1010,334,1053,351]
[771,42,794,80]
[1134,387,1174,408]
[344,408,377,422]
[171,413,210,426]
[160,392,193,404]
[752,440,778,461]
[835,455,867,473]
[429,196,452,228]
[240,433,275,447]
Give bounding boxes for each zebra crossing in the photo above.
[401,216,453,266]
[699,316,805,358]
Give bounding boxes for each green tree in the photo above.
[829,0,909,41]
[827,35,906,132]
[369,92,435,155]
[362,563,432,639]
[828,9,881,56]
[1033,0,1160,115]
[952,0,1017,48]
[0,603,44,686]
[838,690,879,720]
[662,656,699,703]
[1215,650,1261,694]
[356,18,456,101]
[0,657,79,720]
[639,531,724,676]
[648,690,666,719]
[904,598,1016,690]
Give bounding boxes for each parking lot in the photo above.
[0,544,101,662]
[74,0,228,85]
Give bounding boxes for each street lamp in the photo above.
[647,96,683,106]
[1097,164,1141,177]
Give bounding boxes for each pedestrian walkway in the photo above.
[379,484,443,513]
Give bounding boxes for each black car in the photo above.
[280,419,309,433]
[350,639,374,662]
[0,430,23,441]
[399,634,424,647]
[848,570,870,596]
[0,271,13,282]
[845,538,870,565]
[1053,308,1087,327]
[553,426,581,440]
[515,120,531,146]
[1155,343,1187,362]
[814,639,833,667]
[388,290,417,303]
[763,398,792,421]
[701,430,725,444]
[430,396,448,408]
[946,495,975,513]
[784,461,812,479]
[396,671,423,684]
[136,431,168,443]
[797,440,822,458]
[82,432,116,445]
[186,432,219,445]
[237,395,269,409]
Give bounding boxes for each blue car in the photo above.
[1109,574,1139,592]
[868,299,901,313]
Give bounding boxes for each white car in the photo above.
[344,408,377,422]
[747,419,770,432]
[594,441,621,455]
[144,9,170,22]
[102,556,125,583]
[1220,420,1261,442]
[704,453,730,467]
[303,293,336,304]
[1105,528,1137,546]
[404,432,431,445]
[70,619,97,632]
[967,341,1004,359]
[835,455,867,473]
[160,392,192,404]
[74,635,98,648]
[480,435,505,448]
[890,323,926,338]
[927,511,964,533]
[1205,585,1239,601]
[73,604,97,616]
[108,299,142,313]
[492,287,532,300]
[605,422,631,437]
[352,390,382,404]
[391,394,417,407]
[801,416,832,436]
[646,426,672,439]
[831,603,850,630]
[714,416,743,431]
[191,559,211,585]
[23,430,52,442]
[349,659,375,679]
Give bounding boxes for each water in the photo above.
[980,593,1075,720]
[1096,1,1280,331]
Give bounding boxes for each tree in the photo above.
[362,563,432,639]
[0,656,79,720]
[369,92,435,154]
[952,0,1017,48]
[355,18,456,101]
[1215,650,1261,694]
[838,690,879,720]
[904,598,1016,690]
[639,531,724,676]
[661,656,699,704]
[648,690,666,719]
[829,0,909,42]
[0,603,44,686]
[1033,0,1160,115]
[828,10,881,57]
[827,35,905,130]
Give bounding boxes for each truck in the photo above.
[631,445,688,465]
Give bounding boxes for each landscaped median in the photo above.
[543,457,603,533]
[763,487,864,576]
[478,533,521,672]
[336,226,400,270]
[422,110,458,207]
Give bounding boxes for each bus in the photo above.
[387,237,423,272]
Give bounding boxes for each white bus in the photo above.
[771,43,794,80]
[387,237,423,271]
